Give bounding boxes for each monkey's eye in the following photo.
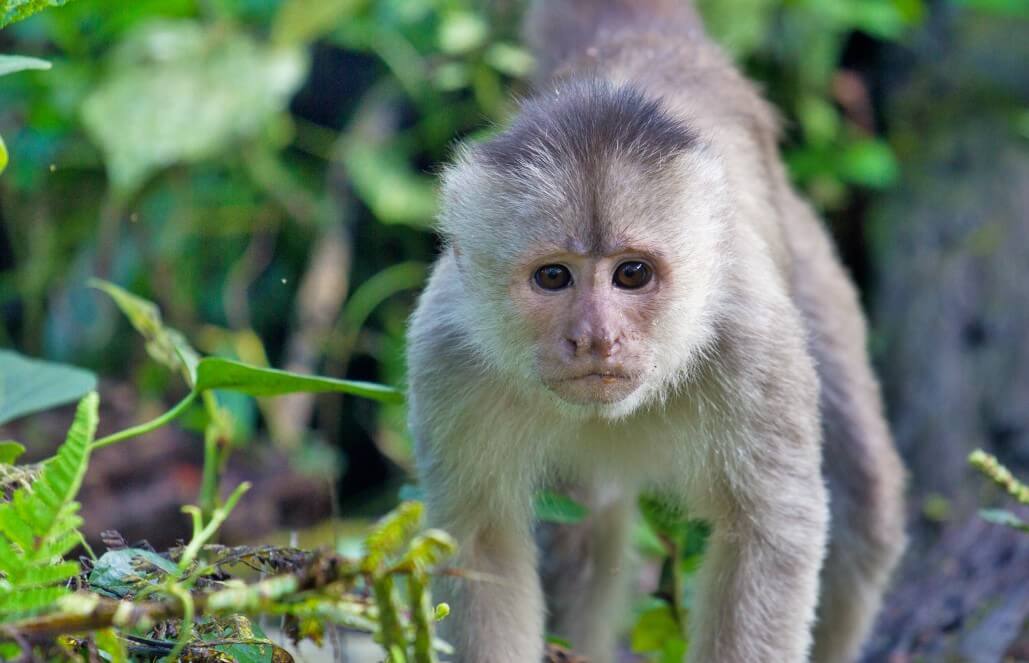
[613,261,653,289]
[534,264,573,290]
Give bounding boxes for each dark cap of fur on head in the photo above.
[477,79,697,177]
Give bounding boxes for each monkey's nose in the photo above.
[565,334,620,359]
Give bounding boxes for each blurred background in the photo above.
[0,0,1026,660]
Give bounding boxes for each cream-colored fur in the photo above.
[407,2,906,662]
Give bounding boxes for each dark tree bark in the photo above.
[863,5,1029,660]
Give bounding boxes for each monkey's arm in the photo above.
[685,327,829,663]
[407,260,546,663]
[411,403,545,663]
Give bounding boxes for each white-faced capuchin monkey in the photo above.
[406,1,907,661]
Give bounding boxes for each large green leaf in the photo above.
[80,20,307,196]
[195,357,404,404]
[0,55,51,76]
[0,350,97,426]
[0,0,73,29]
[88,548,180,599]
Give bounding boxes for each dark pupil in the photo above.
[535,265,571,290]
[615,261,651,289]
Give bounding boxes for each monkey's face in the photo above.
[437,82,732,416]
[508,249,667,406]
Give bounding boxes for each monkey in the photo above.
[405,1,906,661]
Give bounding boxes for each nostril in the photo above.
[596,337,620,358]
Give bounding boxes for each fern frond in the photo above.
[0,392,97,621]
[5,561,80,588]
[0,586,69,616]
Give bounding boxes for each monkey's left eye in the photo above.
[613,261,653,289]
[534,264,573,290]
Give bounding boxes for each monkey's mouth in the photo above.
[545,369,639,405]
[558,371,629,384]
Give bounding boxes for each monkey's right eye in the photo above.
[534,264,573,290]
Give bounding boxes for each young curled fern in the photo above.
[0,392,98,621]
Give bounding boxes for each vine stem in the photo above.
[91,391,198,450]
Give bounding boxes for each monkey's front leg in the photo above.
[428,491,544,663]
[687,456,829,663]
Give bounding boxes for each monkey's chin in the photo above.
[544,374,644,418]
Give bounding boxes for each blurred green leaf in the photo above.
[797,95,840,147]
[1,0,73,29]
[87,548,179,599]
[0,134,6,175]
[344,142,437,227]
[272,0,364,46]
[484,43,535,78]
[195,357,404,404]
[0,441,26,464]
[0,55,51,76]
[534,491,589,524]
[438,10,488,55]
[697,0,777,58]
[838,139,899,188]
[979,508,1029,533]
[363,500,423,572]
[0,350,97,425]
[631,598,687,661]
[843,0,909,39]
[81,21,308,196]
[953,0,1029,17]
[90,278,200,386]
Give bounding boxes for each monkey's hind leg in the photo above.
[812,371,907,663]
[539,482,635,663]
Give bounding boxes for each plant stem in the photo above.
[178,482,251,572]
[91,391,198,450]
[199,423,220,520]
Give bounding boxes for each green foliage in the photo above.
[0,350,96,426]
[0,392,96,621]
[0,441,26,464]
[89,278,199,384]
[196,356,404,404]
[81,20,308,198]
[978,508,1029,534]
[88,548,180,598]
[969,449,1029,535]
[0,0,72,29]
[0,337,450,659]
[0,55,51,77]
[629,497,712,660]
[0,57,49,176]
[631,598,687,663]
[535,490,589,525]
[698,0,923,208]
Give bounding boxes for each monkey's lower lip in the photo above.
[559,372,629,383]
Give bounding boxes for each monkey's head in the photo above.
[438,80,731,417]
